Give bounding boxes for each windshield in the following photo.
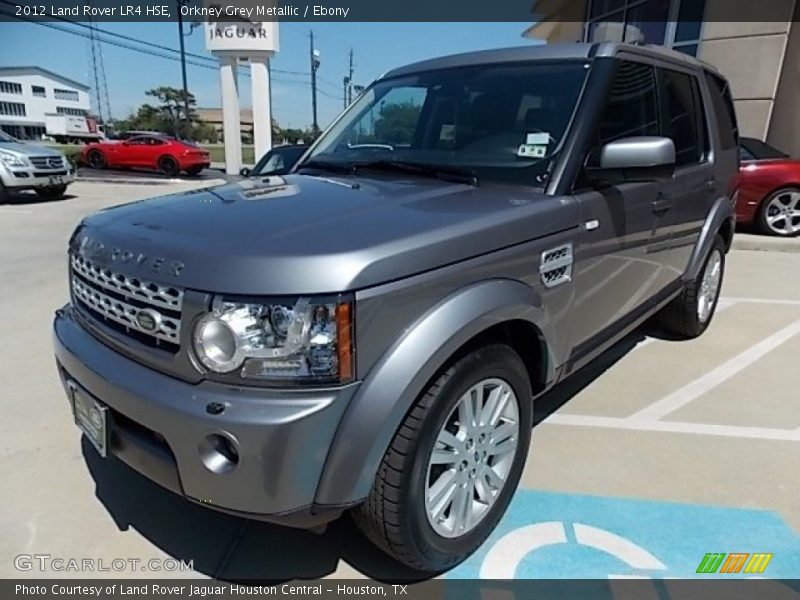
[304,60,589,185]
[0,130,17,143]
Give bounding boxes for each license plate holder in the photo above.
[48,175,64,185]
[68,382,108,458]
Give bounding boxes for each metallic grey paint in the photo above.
[53,42,739,524]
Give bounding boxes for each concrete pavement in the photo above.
[1,182,798,581]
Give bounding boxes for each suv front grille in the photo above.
[30,155,65,170]
[70,254,183,350]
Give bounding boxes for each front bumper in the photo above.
[1,162,75,189]
[53,305,360,528]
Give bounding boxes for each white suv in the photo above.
[0,130,74,202]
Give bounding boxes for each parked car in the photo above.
[241,144,309,178]
[80,134,210,177]
[53,43,737,572]
[737,137,800,237]
[0,129,74,201]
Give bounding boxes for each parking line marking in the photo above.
[628,318,800,422]
[724,297,800,306]
[0,208,33,214]
[544,414,800,441]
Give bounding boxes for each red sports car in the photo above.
[737,137,800,237]
[81,134,210,177]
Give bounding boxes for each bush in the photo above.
[61,146,84,168]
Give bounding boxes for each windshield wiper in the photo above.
[354,159,478,186]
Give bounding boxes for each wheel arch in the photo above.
[314,278,554,507]
[685,194,735,281]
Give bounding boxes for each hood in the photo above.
[72,173,577,295]
[0,141,63,157]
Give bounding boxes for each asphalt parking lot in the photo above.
[1,180,798,581]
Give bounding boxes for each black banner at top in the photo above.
[0,0,798,22]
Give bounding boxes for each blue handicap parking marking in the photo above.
[447,490,800,579]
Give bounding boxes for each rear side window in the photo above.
[589,61,659,165]
[705,72,738,150]
[659,68,707,166]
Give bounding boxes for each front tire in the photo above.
[757,187,800,237]
[35,184,68,200]
[656,235,726,339]
[353,344,532,572]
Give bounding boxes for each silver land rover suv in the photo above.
[53,43,738,572]
[0,130,74,201]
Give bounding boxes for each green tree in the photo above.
[374,102,421,146]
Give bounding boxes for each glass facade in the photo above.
[583,0,707,57]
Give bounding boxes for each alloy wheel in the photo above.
[424,377,519,538]
[765,190,800,236]
[697,249,722,323]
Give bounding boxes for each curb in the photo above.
[76,177,227,187]
[732,234,800,253]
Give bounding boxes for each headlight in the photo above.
[193,296,353,384]
[0,150,30,167]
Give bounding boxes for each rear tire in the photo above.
[352,344,532,573]
[158,156,180,177]
[86,150,106,169]
[35,184,68,200]
[656,235,725,339]
[757,187,800,237]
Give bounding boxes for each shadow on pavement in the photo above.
[2,191,77,205]
[83,439,429,583]
[83,326,654,582]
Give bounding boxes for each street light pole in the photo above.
[177,0,191,138]
[310,30,320,133]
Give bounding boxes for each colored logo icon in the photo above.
[696,552,773,574]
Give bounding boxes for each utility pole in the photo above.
[176,0,191,138]
[347,48,354,105]
[310,30,320,133]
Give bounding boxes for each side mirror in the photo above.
[589,136,676,184]
[239,167,251,177]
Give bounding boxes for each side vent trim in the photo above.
[540,243,574,288]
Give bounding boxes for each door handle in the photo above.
[651,198,672,216]
[705,178,719,190]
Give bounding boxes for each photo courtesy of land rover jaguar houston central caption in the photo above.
[53,42,738,572]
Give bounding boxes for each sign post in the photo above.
[205,16,279,174]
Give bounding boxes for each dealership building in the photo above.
[524,0,800,156]
[0,66,91,140]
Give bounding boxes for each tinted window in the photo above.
[308,61,590,185]
[659,69,706,166]
[705,72,738,150]
[590,61,659,165]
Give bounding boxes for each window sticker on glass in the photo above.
[517,144,548,158]
[526,132,550,145]
[439,124,455,142]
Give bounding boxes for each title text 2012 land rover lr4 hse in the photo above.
[53,43,738,572]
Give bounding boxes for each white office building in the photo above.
[0,66,91,140]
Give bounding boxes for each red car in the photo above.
[81,134,210,177]
[737,137,800,237]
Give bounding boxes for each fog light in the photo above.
[199,433,240,475]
